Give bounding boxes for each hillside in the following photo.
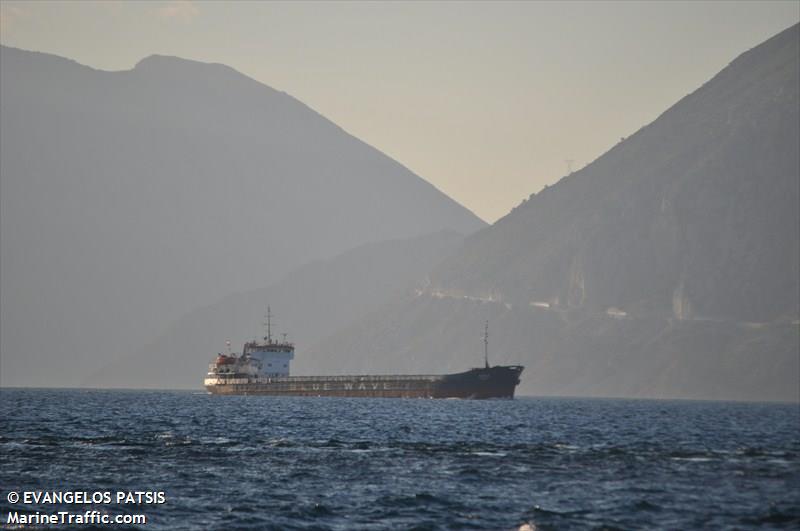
[0,47,483,387]
[303,24,800,401]
[91,231,465,389]
[431,24,798,323]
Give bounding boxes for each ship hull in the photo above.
[204,366,523,399]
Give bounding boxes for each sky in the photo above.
[1,1,797,222]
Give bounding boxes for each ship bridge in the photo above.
[244,307,295,377]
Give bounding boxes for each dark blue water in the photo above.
[1,390,798,530]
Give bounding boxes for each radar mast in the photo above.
[263,306,273,344]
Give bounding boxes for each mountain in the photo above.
[302,24,800,402]
[433,24,798,323]
[90,230,465,389]
[0,47,484,388]
[92,231,463,389]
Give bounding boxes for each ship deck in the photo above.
[206,374,443,385]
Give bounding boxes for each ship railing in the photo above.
[206,374,443,385]
[256,374,441,383]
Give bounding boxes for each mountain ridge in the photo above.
[300,23,799,402]
[0,45,484,387]
[429,23,798,324]
[90,230,467,389]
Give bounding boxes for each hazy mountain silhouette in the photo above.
[0,47,483,387]
[303,24,799,401]
[432,24,798,323]
[90,231,464,389]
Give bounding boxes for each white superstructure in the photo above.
[241,307,294,377]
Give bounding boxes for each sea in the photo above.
[1,389,798,530]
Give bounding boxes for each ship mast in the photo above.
[264,306,273,344]
[484,321,489,369]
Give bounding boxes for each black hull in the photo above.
[204,366,524,399]
[432,366,524,399]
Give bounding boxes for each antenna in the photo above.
[266,306,272,344]
[282,333,288,343]
[226,340,231,356]
[484,321,489,369]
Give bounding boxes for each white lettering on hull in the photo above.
[210,379,428,395]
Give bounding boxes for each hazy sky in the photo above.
[1,1,797,222]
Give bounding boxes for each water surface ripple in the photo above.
[1,390,798,530]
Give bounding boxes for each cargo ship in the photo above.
[204,309,523,399]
